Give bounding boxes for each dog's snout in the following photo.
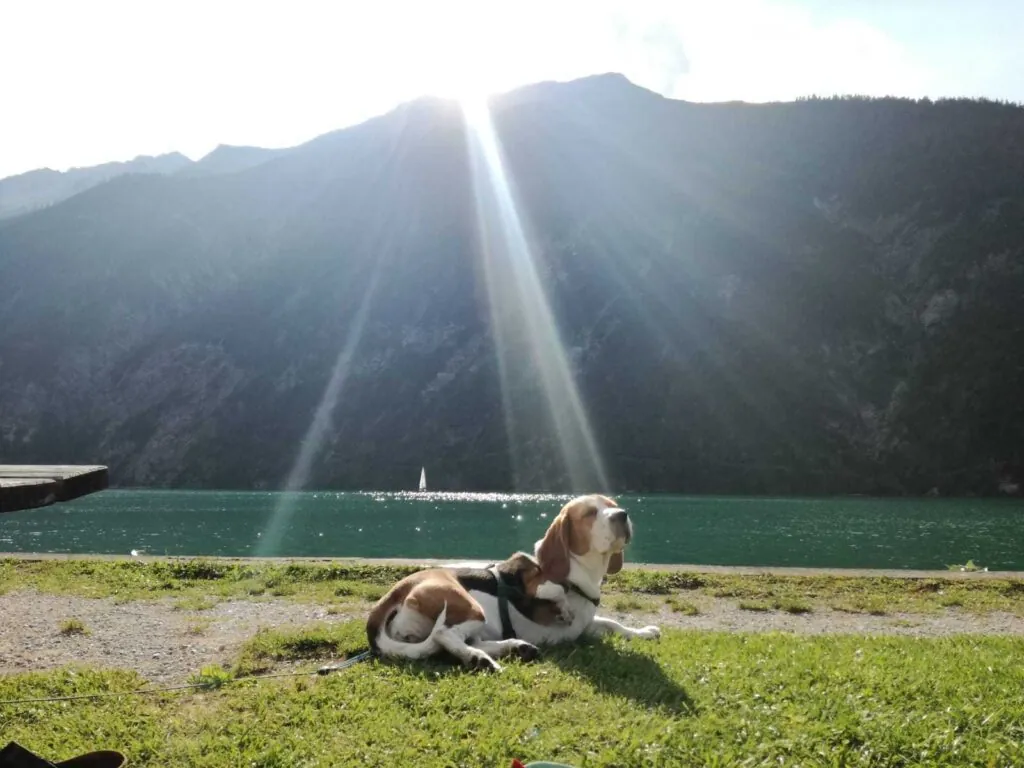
[609,508,632,544]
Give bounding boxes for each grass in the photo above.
[186,665,234,690]
[0,559,402,609]
[3,558,1023,618]
[773,598,813,614]
[738,598,812,614]
[2,624,1023,766]
[609,595,648,612]
[58,618,88,636]
[665,597,701,615]
[738,600,772,612]
[234,623,367,677]
[832,597,890,616]
[172,596,217,612]
[185,619,212,636]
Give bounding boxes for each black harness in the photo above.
[468,565,601,640]
[494,570,518,640]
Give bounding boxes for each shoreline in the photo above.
[2,551,1019,579]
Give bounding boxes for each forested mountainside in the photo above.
[1,74,1022,495]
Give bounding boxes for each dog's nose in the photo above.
[609,509,628,523]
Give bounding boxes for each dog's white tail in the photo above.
[374,603,448,660]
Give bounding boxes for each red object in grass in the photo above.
[511,761,527,768]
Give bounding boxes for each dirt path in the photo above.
[0,592,361,684]
[2,591,1022,685]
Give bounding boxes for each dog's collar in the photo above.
[564,579,600,606]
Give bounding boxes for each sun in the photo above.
[458,93,493,134]
[420,49,509,111]
[435,78,496,135]
[433,79,496,111]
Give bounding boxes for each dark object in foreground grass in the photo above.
[0,741,124,768]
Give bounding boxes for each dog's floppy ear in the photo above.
[536,512,572,582]
[607,550,624,575]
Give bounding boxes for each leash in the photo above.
[0,651,372,707]
[316,650,372,674]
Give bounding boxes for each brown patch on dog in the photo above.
[405,570,486,625]
[504,552,561,600]
[495,552,566,626]
[536,513,573,582]
[565,507,595,556]
[523,569,555,598]
[366,569,485,652]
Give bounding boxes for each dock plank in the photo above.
[0,465,109,513]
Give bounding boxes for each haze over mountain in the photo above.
[1,74,1022,495]
[0,145,291,219]
[0,153,191,219]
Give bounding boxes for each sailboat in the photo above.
[418,467,427,492]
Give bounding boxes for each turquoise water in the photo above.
[1,490,1022,570]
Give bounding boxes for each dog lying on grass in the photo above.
[366,494,660,671]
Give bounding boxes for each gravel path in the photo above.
[0,592,360,684]
[2,591,1022,684]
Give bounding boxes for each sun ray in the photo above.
[255,107,420,554]
[254,267,382,556]
[463,96,609,493]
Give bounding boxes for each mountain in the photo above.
[177,144,292,178]
[0,153,193,219]
[1,74,1022,495]
[0,143,289,219]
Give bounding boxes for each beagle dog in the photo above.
[365,494,661,671]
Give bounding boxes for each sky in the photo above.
[2,0,1023,179]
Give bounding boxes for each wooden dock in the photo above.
[0,465,109,513]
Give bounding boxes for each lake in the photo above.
[2,490,1023,570]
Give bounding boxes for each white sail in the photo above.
[419,467,427,492]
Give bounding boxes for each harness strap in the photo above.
[564,580,600,607]
[492,567,518,640]
[485,565,599,639]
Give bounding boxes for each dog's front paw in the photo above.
[466,650,502,673]
[556,601,575,626]
[633,625,661,640]
[513,641,541,662]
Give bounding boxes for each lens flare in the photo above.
[463,96,609,493]
[254,271,381,556]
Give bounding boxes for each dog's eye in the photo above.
[583,507,597,517]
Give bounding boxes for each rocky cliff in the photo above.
[1,74,1022,494]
